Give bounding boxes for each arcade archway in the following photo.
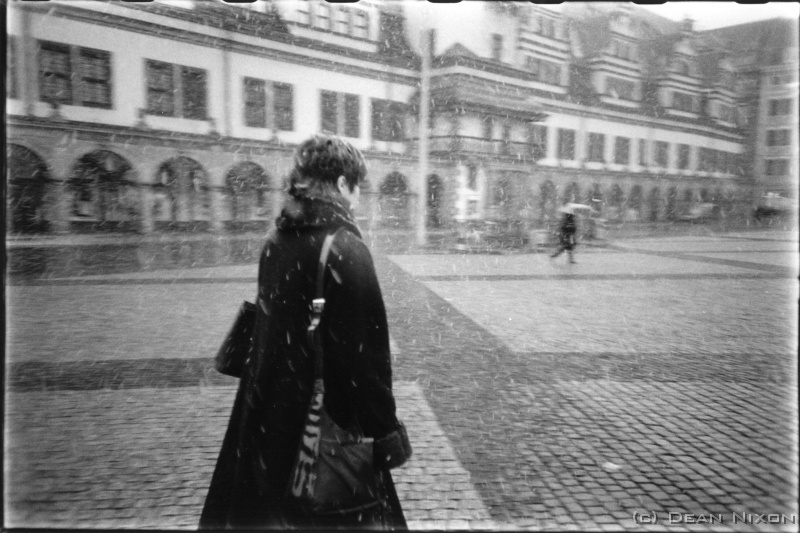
[7,144,50,233]
[68,150,139,232]
[153,157,211,231]
[427,174,443,228]
[379,172,410,228]
[225,162,272,232]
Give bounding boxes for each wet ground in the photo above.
[5,229,799,531]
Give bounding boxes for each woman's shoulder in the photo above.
[329,228,375,276]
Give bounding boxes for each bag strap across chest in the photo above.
[308,227,345,382]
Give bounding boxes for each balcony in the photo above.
[408,136,535,160]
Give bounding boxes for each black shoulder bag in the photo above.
[214,300,256,378]
[285,229,381,515]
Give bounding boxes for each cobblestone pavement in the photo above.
[5,230,799,531]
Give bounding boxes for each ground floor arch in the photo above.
[540,180,558,224]
[587,183,605,215]
[648,187,661,222]
[627,185,643,221]
[7,144,50,233]
[153,157,211,231]
[225,161,273,232]
[427,174,443,228]
[68,150,140,232]
[563,182,580,205]
[379,171,410,228]
[608,184,625,221]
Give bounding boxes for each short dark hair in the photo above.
[293,135,367,192]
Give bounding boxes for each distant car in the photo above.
[677,203,719,222]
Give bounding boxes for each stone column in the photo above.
[139,186,155,234]
[209,187,226,233]
[47,136,76,233]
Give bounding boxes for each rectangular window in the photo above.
[769,98,792,116]
[344,93,360,138]
[672,91,694,112]
[315,2,331,30]
[717,103,735,123]
[353,10,369,39]
[244,77,267,128]
[540,16,556,38]
[654,141,669,168]
[274,82,294,131]
[557,128,575,160]
[181,66,207,119]
[699,148,711,172]
[614,137,630,165]
[766,129,791,147]
[678,144,690,170]
[491,34,503,61]
[530,124,547,160]
[765,159,789,176]
[39,41,73,105]
[587,133,605,163]
[77,48,112,108]
[371,99,404,142]
[334,7,350,34]
[146,59,175,116]
[483,117,494,140]
[527,57,561,85]
[638,139,647,166]
[321,90,338,134]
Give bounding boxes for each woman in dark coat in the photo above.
[200,135,412,530]
[550,211,577,264]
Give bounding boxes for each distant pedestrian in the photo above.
[551,210,577,263]
[200,135,411,530]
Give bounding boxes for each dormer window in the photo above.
[315,2,331,30]
[672,91,695,112]
[491,34,503,61]
[526,57,561,86]
[353,10,369,39]
[675,61,691,76]
[719,71,735,87]
[297,3,310,25]
[334,7,350,34]
[537,16,557,39]
[717,103,735,123]
[611,40,636,61]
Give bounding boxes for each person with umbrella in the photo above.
[550,204,578,263]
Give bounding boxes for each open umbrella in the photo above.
[558,203,593,215]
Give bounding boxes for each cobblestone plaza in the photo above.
[5,230,799,531]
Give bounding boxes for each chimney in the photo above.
[681,17,694,35]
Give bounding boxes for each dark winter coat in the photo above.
[200,195,411,530]
[557,213,577,249]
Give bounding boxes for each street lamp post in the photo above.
[416,30,430,247]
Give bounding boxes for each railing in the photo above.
[409,136,534,159]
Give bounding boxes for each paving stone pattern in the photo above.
[5,384,495,530]
[5,231,799,531]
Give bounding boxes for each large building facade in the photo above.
[6,1,796,237]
